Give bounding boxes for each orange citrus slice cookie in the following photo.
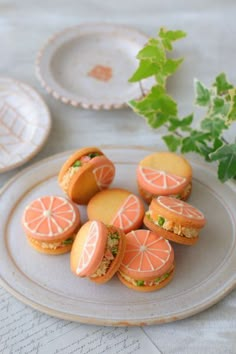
[22,195,81,254]
[58,146,115,205]
[117,229,175,292]
[71,220,126,284]
[144,196,206,246]
[136,152,192,203]
[87,188,145,233]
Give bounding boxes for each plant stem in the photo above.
[163,124,183,138]
[221,136,229,144]
[139,82,145,98]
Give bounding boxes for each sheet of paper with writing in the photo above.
[0,288,160,354]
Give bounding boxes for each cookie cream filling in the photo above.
[176,182,192,200]
[29,236,75,250]
[143,182,192,201]
[146,211,199,238]
[60,152,102,193]
[90,230,120,278]
[119,264,174,287]
[60,166,81,193]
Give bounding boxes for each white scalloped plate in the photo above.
[0,78,51,173]
[36,24,154,109]
[0,146,236,326]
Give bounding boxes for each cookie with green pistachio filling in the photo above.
[58,146,115,205]
[136,151,192,204]
[22,195,81,255]
[144,196,206,246]
[71,220,126,284]
[117,229,175,292]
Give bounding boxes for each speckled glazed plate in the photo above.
[36,24,154,109]
[0,78,51,173]
[0,146,236,326]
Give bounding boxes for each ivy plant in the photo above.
[128,27,236,182]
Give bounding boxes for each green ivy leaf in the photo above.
[201,117,227,138]
[132,85,177,117]
[129,60,159,82]
[181,130,210,154]
[128,99,138,109]
[159,28,186,50]
[211,97,230,117]
[162,134,181,151]
[137,40,166,64]
[213,138,224,150]
[162,58,184,77]
[148,85,166,99]
[145,112,168,128]
[193,138,223,162]
[155,71,166,87]
[209,143,236,182]
[194,79,211,106]
[168,114,193,132]
[148,38,158,46]
[213,73,233,95]
[157,94,177,115]
[227,89,236,122]
[159,28,186,41]
[129,85,163,113]
[198,145,214,161]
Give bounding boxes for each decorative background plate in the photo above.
[0,78,51,173]
[36,23,154,109]
[0,146,235,326]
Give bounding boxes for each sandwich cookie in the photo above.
[22,195,81,254]
[144,196,206,245]
[58,146,115,204]
[137,152,192,203]
[118,229,174,292]
[71,220,126,284]
[87,188,145,234]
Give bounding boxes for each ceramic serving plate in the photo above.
[0,146,235,326]
[0,78,51,173]
[36,23,154,109]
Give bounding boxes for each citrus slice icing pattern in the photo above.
[111,195,141,232]
[23,196,77,237]
[122,230,172,273]
[93,164,115,190]
[157,196,204,219]
[76,221,99,275]
[139,166,187,191]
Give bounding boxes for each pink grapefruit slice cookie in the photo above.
[137,152,192,203]
[117,229,175,292]
[58,146,115,205]
[22,195,81,254]
[144,196,206,245]
[87,188,145,233]
[71,220,126,284]
[93,163,115,190]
